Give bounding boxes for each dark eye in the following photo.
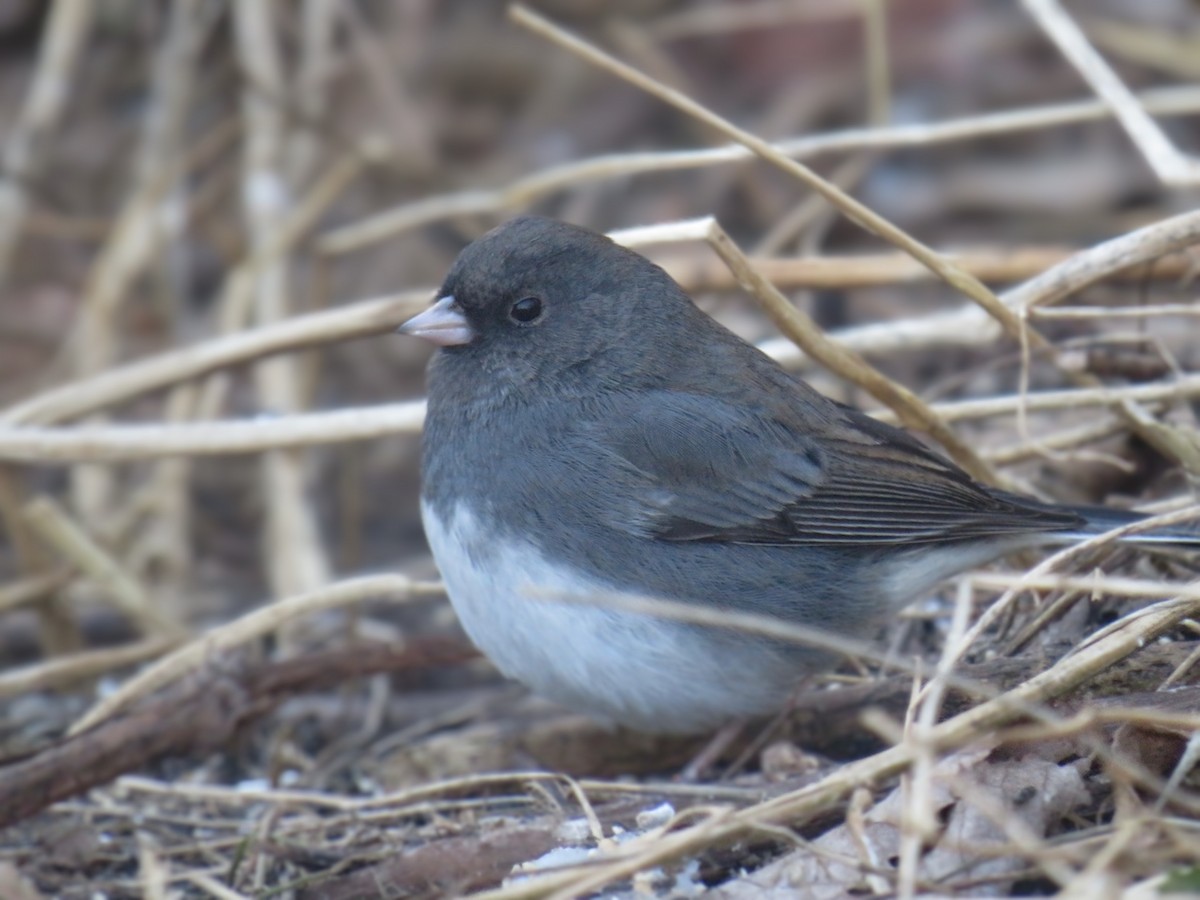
[509,296,544,324]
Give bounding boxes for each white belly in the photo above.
[420,500,798,733]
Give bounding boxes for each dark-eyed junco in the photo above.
[400,216,1198,734]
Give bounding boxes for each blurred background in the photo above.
[0,0,1199,894]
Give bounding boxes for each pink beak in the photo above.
[397,296,474,346]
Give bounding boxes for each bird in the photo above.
[398,215,1198,734]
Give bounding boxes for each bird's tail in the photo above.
[1055,503,1200,546]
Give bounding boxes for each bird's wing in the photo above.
[581,390,1080,545]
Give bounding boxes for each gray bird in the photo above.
[400,216,1198,734]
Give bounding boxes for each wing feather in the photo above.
[582,390,1081,546]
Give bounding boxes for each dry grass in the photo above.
[0,1,1199,898]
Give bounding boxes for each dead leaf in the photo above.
[710,745,1087,898]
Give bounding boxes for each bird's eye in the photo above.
[509,296,544,324]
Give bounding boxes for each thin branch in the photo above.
[701,218,995,482]
[68,575,441,736]
[317,85,1200,255]
[24,496,186,639]
[0,0,94,282]
[1022,0,1200,186]
[0,402,426,462]
[0,291,429,427]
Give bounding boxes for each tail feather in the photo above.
[1058,504,1200,545]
